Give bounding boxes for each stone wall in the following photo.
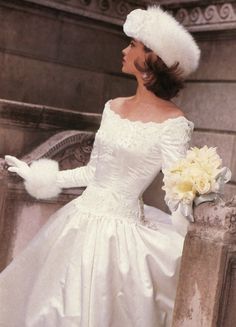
[0,99,100,157]
[0,0,137,112]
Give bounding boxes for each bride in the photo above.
[1,5,200,327]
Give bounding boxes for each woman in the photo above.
[1,5,200,327]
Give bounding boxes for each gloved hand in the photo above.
[5,155,30,180]
[4,155,61,199]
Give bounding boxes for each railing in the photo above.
[0,130,95,270]
[173,196,236,327]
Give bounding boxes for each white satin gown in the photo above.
[0,99,194,327]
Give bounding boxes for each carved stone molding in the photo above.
[172,2,236,32]
[22,0,236,32]
[22,130,95,168]
[11,0,236,34]
[23,0,146,25]
[1,130,95,175]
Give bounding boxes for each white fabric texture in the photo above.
[0,99,194,327]
[24,158,62,199]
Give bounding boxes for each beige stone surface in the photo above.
[173,198,236,326]
[0,2,129,110]
[230,139,236,182]
[59,18,125,73]
[190,39,236,81]
[0,99,101,160]
[224,182,236,200]
[173,235,226,327]
[0,52,106,112]
[0,4,60,59]
[103,73,136,101]
[190,130,235,202]
[0,125,53,158]
[174,82,236,131]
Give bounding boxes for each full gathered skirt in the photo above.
[0,198,184,327]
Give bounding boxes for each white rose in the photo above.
[194,175,211,194]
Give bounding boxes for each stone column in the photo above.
[173,196,236,327]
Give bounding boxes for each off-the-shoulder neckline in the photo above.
[105,99,194,128]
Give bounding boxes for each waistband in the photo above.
[73,184,145,223]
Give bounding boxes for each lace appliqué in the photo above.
[73,185,144,225]
[100,101,163,152]
[139,196,160,231]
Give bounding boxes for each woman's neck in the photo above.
[131,80,171,106]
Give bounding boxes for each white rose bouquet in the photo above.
[162,145,232,223]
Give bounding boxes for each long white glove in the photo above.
[5,155,62,199]
[5,155,31,180]
[5,132,99,199]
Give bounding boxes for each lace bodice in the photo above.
[56,99,194,224]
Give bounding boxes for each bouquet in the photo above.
[162,145,232,222]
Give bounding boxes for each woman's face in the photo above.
[121,39,148,77]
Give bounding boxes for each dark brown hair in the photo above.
[134,44,185,100]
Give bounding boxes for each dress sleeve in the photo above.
[160,118,194,236]
[56,132,99,188]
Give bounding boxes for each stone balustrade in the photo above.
[0,129,95,271]
[173,195,236,327]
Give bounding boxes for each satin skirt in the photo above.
[0,198,184,327]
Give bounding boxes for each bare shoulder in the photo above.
[167,106,185,118]
[156,103,185,120]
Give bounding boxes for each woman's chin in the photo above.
[121,65,132,75]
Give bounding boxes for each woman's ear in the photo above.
[147,52,158,62]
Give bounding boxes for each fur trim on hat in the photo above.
[123,5,201,78]
[24,158,62,200]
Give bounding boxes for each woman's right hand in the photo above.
[5,155,30,180]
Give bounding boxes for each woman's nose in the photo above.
[122,46,128,55]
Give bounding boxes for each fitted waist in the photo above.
[73,183,145,223]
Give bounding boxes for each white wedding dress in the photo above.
[0,99,194,327]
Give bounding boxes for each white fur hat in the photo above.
[123,5,201,78]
